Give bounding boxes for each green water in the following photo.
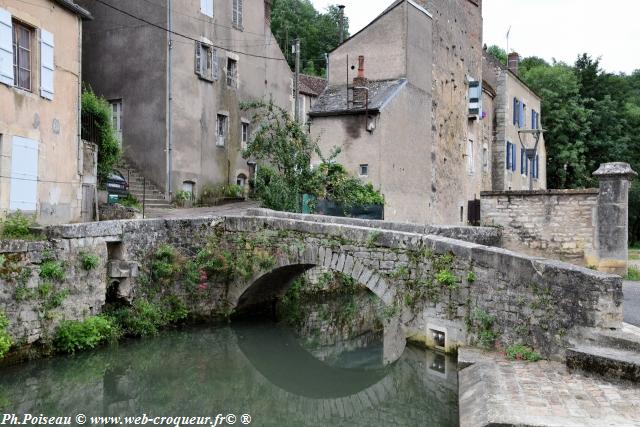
[0,323,459,426]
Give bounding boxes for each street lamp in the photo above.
[518,128,545,191]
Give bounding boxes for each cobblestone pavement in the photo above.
[459,351,640,427]
[145,201,258,219]
[624,281,640,327]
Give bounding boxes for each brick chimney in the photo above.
[508,52,520,75]
[352,55,368,107]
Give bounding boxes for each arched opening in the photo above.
[236,173,248,188]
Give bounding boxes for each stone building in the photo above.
[77,0,293,199]
[483,49,547,191]
[298,74,326,124]
[309,0,486,225]
[0,0,92,224]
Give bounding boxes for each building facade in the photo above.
[297,74,326,124]
[0,0,91,225]
[483,50,547,191]
[310,0,486,225]
[78,0,293,199]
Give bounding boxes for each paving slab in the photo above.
[458,349,640,427]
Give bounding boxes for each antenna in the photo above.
[506,25,512,54]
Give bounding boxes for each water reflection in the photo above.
[0,323,459,426]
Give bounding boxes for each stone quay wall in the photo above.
[0,212,624,361]
[480,189,599,266]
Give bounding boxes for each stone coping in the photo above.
[481,188,599,197]
[246,208,501,245]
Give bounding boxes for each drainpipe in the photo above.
[77,16,83,178]
[167,0,174,198]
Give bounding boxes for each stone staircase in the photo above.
[116,160,172,209]
[567,324,640,382]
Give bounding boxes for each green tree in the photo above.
[521,63,592,188]
[270,0,348,76]
[81,89,121,184]
[486,45,507,65]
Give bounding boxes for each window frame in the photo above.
[232,0,244,30]
[216,113,228,147]
[241,121,249,150]
[359,164,369,177]
[12,19,33,92]
[200,0,214,18]
[110,99,123,143]
[195,41,216,82]
[226,57,238,88]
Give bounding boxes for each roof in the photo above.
[299,75,327,97]
[309,79,407,117]
[51,0,93,20]
[482,49,541,100]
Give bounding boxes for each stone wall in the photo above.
[480,189,599,265]
[0,212,624,361]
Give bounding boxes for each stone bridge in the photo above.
[1,208,625,363]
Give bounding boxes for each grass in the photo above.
[629,249,640,261]
[626,266,640,281]
[0,211,38,240]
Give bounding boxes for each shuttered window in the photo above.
[200,0,213,17]
[12,21,32,91]
[511,144,516,172]
[232,0,243,29]
[513,98,518,125]
[0,8,13,86]
[195,41,217,81]
[10,136,38,211]
[40,29,54,99]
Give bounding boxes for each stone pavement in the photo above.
[144,200,258,219]
[459,348,640,427]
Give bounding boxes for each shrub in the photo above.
[626,266,640,281]
[118,195,141,210]
[80,252,101,271]
[474,308,499,349]
[54,315,120,354]
[109,298,188,337]
[174,190,192,207]
[39,260,65,282]
[506,344,542,362]
[82,89,121,184]
[436,270,458,289]
[0,312,12,359]
[1,211,35,240]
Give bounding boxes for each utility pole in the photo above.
[294,38,301,122]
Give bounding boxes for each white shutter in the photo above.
[212,49,219,80]
[238,0,243,27]
[10,136,39,212]
[40,29,54,100]
[232,0,238,26]
[0,8,13,86]
[201,0,213,17]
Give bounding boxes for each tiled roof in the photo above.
[299,75,327,97]
[309,79,407,117]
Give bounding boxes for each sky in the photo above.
[310,0,640,74]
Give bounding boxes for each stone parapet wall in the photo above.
[480,189,599,265]
[247,209,502,247]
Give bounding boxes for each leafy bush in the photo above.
[626,266,640,281]
[198,183,245,206]
[82,89,121,184]
[174,190,193,207]
[54,316,120,354]
[506,344,542,362]
[0,312,12,359]
[1,211,36,240]
[80,252,101,271]
[473,308,499,349]
[39,260,65,282]
[436,270,458,289]
[118,195,141,210]
[108,298,188,337]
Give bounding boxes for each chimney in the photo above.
[265,0,273,26]
[338,5,345,44]
[508,52,520,75]
[352,55,368,107]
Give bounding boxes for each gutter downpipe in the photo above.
[167,0,174,198]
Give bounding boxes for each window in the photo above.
[110,100,123,144]
[532,110,540,130]
[241,122,249,150]
[521,147,529,175]
[226,58,237,87]
[236,173,247,187]
[506,141,516,172]
[10,136,38,211]
[200,0,213,17]
[533,155,540,179]
[467,139,474,174]
[521,103,527,128]
[12,21,32,91]
[513,98,518,125]
[482,145,488,171]
[232,0,243,29]
[182,181,195,199]
[195,41,217,81]
[359,164,369,177]
[506,142,512,170]
[468,79,482,117]
[216,114,227,146]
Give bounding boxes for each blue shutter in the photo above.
[513,98,517,125]
[512,147,517,172]
[505,142,510,170]
[0,8,13,86]
[520,148,525,174]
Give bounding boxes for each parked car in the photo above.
[106,170,129,201]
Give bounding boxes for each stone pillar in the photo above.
[593,162,638,276]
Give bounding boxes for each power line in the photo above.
[92,0,286,62]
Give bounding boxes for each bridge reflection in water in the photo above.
[0,323,459,426]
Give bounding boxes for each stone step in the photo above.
[566,345,640,382]
[576,324,640,353]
